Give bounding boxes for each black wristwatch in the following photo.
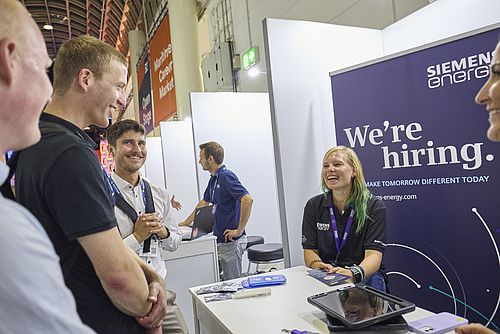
[348,266,363,284]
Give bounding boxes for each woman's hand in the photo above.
[312,261,335,272]
[330,266,355,283]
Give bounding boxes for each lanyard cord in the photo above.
[103,168,147,208]
[210,166,226,202]
[328,207,355,256]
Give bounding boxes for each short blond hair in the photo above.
[53,35,127,94]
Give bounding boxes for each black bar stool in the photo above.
[245,235,265,250]
[247,242,284,274]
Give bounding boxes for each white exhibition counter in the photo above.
[189,266,435,334]
[163,235,219,334]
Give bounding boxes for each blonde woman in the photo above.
[302,146,388,291]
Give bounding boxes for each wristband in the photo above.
[348,266,363,283]
[356,265,365,281]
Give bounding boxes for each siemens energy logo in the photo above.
[426,51,492,89]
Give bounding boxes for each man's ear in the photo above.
[108,144,115,157]
[77,68,92,92]
[0,38,16,86]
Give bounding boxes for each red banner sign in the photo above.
[149,14,176,126]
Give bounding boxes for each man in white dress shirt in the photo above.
[106,119,188,333]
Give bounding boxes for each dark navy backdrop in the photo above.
[331,28,500,327]
[138,54,153,133]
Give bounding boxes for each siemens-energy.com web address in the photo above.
[374,194,417,202]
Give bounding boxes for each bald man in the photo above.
[0,0,94,333]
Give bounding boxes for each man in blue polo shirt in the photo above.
[180,141,253,280]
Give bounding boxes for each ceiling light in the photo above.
[43,24,53,30]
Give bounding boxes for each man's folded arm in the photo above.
[78,227,152,317]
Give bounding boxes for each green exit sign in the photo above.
[242,46,258,70]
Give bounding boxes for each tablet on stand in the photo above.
[308,284,415,330]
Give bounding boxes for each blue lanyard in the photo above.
[210,166,226,202]
[328,207,355,255]
[139,180,146,207]
[102,167,146,207]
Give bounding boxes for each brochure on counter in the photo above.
[307,269,350,286]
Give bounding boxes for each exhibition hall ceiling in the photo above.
[21,0,148,59]
[22,0,429,60]
[21,0,213,60]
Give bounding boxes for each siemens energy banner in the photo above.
[331,27,499,326]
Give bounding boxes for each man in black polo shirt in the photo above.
[15,36,167,334]
[0,1,95,333]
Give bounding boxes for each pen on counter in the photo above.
[232,288,271,299]
[281,329,321,334]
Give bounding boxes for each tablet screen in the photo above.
[308,285,414,329]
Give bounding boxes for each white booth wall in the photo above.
[142,137,166,188]
[264,0,500,268]
[159,121,200,224]
[189,92,282,246]
[263,19,384,266]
